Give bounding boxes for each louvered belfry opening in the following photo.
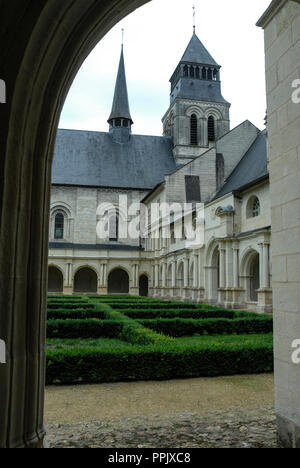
[208,116,216,142]
[190,114,198,145]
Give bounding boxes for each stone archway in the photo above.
[48,266,64,293]
[139,275,149,297]
[0,0,150,448]
[74,268,98,293]
[108,269,130,294]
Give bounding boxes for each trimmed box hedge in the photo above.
[46,335,274,385]
[136,317,273,337]
[47,319,122,339]
[121,308,257,320]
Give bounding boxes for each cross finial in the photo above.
[121,28,124,48]
[193,4,196,34]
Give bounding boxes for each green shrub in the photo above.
[121,308,257,320]
[47,308,107,320]
[47,319,122,339]
[136,317,273,337]
[47,303,94,310]
[45,334,274,385]
[101,307,173,346]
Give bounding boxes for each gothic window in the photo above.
[195,67,200,79]
[202,68,207,80]
[184,65,188,77]
[190,67,194,78]
[208,116,216,142]
[54,213,64,240]
[190,114,198,146]
[213,69,218,81]
[208,69,213,80]
[115,119,121,127]
[122,119,128,127]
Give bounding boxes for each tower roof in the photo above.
[108,46,133,124]
[180,32,219,66]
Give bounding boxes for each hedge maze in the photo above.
[46,295,274,385]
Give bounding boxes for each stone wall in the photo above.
[258,0,300,448]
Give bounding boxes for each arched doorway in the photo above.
[74,268,98,293]
[108,269,129,294]
[249,253,260,302]
[139,275,149,297]
[48,266,63,293]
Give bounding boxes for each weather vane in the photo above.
[193,4,196,34]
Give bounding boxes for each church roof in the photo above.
[52,129,177,190]
[215,130,268,199]
[108,47,133,123]
[180,33,219,66]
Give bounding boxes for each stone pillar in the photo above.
[155,264,159,288]
[63,262,73,294]
[162,262,167,288]
[171,261,176,288]
[183,258,189,289]
[258,0,300,447]
[262,243,270,289]
[233,247,239,289]
[219,247,226,289]
[193,255,198,289]
[98,264,107,295]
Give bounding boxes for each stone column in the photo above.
[183,258,189,289]
[233,247,239,289]
[262,243,270,289]
[171,261,176,288]
[219,247,226,289]
[193,255,198,289]
[63,263,73,295]
[99,263,108,294]
[162,262,167,288]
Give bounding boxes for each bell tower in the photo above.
[162,31,231,165]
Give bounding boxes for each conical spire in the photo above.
[180,32,219,66]
[108,46,133,125]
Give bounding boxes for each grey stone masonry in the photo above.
[258,0,300,449]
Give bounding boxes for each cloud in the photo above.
[59,0,270,135]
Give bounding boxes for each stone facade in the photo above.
[258,0,300,448]
[48,31,273,315]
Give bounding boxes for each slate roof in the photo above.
[170,79,229,105]
[52,129,177,190]
[108,47,133,123]
[215,130,268,199]
[180,33,219,66]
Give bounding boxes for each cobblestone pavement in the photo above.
[46,406,278,448]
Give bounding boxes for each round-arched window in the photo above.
[54,213,64,239]
[247,196,261,218]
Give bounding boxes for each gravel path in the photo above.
[45,374,278,448]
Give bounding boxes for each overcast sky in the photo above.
[59,0,271,136]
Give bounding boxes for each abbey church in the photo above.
[49,31,272,314]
